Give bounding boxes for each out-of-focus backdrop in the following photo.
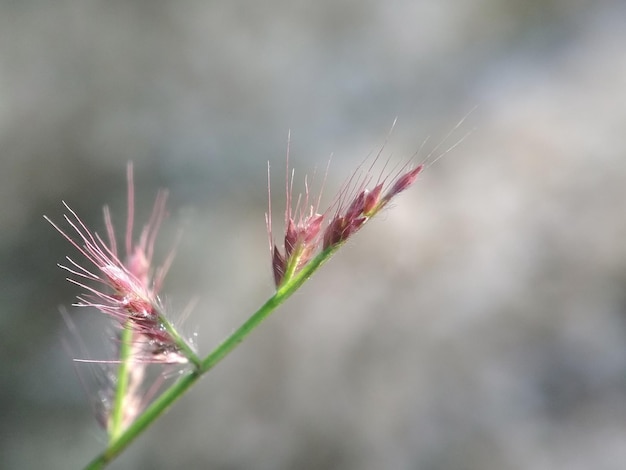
[2,1,626,469]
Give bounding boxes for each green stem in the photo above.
[84,246,337,470]
[108,322,133,441]
[282,245,303,285]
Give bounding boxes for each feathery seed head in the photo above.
[46,164,191,365]
[321,162,423,250]
[48,163,197,432]
[267,142,329,287]
[267,132,427,288]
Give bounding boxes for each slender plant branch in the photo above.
[50,138,437,468]
[84,246,337,469]
[108,322,133,441]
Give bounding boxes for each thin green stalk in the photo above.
[84,246,337,470]
[282,246,303,285]
[108,322,133,441]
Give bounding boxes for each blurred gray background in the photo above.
[2,1,626,469]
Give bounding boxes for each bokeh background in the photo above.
[2,1,626,469]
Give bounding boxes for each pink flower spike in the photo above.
[268,125,435,284]
[321,158,423,249]
[45,163,192,366]
[47,163,198,432]
[267,138,329,288]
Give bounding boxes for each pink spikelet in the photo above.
[266,135,327,288]
[322,163,423,249]
[267,132,425,289]
[318,111,474,253]
[45,164,189,364]
[46,164,197,431]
